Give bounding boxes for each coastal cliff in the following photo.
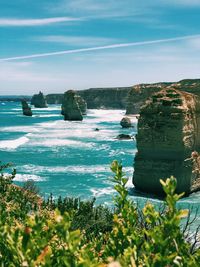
[77,87,130,109]
[126,79,200,114]
[133,88,200,195]
[46,87,130,109]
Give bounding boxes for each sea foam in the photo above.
[0,136,29,150]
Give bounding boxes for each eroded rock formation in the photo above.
[133,88,200,195]
[31,91,48,108]
[61,90,83,121]
[46,87,130,109]
[126,79,200,115]
[76,95,87,115]
[120,117,132,128]
[21,100,32,116]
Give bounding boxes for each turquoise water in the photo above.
[0,101,200,227]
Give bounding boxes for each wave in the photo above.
[29,139,95,148]
[0,126,40,133]
[0,136,29,150]
[14,173,45,182]
[21,164,111,174]
[91,187,115,197]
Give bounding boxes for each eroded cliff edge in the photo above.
[133,88,200,196]
[126,79,200,114]
[46,87,130,109]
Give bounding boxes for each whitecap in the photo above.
[30,138,95,148]
[0,136,29,150]
[91,187,115,197]
[14,173,45,182]
[21,164,110,174]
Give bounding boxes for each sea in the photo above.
[0,101,200,228]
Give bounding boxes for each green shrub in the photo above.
[0,161,199,266]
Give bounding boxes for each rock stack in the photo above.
[21,100,32,116]
[31,91,48,108]
[120,117,132,128]
[133,88,200,195]
[61,90,84,121]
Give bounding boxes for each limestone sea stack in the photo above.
[133,88,200,196]
[61,90,83,121]
[31,91,48,108]
[76,95,87,115]
[120,117,132,128]
[21,99,32,116]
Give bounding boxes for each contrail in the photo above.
[0,34,199,62]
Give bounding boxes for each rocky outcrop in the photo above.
[120,117,132,128]
[21,100,32,116]
[133,88,200,196]
[126,82,172,114]
[46,94,63,104]
[78,87,130,109]
[31,91,48,108]
[126,79,200,115]
[61,90,83,121]
[76,95,87,115]
[116,134,132,140]
[46,87,130,109]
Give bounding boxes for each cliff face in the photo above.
[126,82,172,114]
[61,90,83,121]
[46,87,130,109]
[46,94,63,104]
[77,87,130,109]
[31,92,48,108]
[21,100,32,116]
[126,79,200,114]
[133,88,200,195]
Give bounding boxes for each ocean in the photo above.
[0,101,200,227]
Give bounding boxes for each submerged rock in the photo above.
[116,134,132,140]
[133,88,200,196]
[120,117,132,128]
[21,100,32,116]
[61,90,83,121]
[31,91,48,108]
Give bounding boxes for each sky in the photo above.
[0,0,200,95]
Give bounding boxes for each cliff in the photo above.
[31,91,48,108]
[126,79,200,114]
[46,94,63,104]
[133,88,200,196]
[61,90,83,121]
[46,87,130,109]
[77,87,130,109]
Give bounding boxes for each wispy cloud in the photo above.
[160,0,200,7]
[0,17,81,27]
[0,34,200,62]
[34,35,117,47]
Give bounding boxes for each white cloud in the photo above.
[34,35,117,47]
[0,17,81,27]
[0,34,200,62]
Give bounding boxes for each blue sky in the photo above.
[0,0,200,94]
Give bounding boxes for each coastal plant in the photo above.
[0,161,200,266]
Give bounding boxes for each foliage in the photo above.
[0,161,200,266]
[43,195,113,239]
